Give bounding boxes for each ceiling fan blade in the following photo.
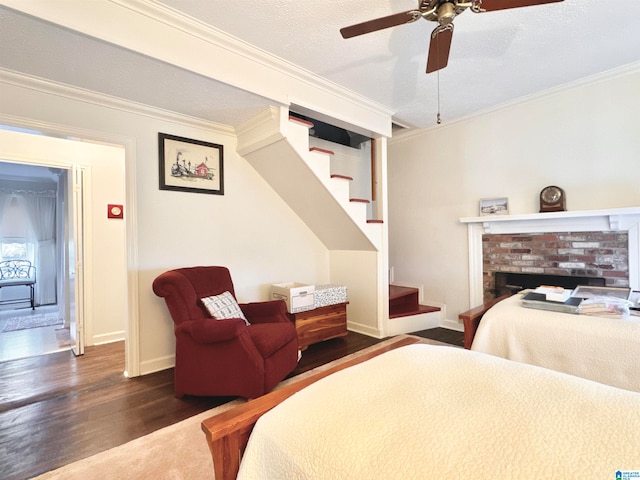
[475,0,563,12]
[340,10,421,39]
[426,24,454,74]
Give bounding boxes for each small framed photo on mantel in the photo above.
[159,133,224,195]
[479,197,509,216]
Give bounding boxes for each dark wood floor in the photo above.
[0,328,462,480]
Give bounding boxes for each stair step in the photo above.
[367,219,383,224]
[309,146,334,155]
[289,115,314,128]
[390,285,418,303]
[239,107,382,251]
[389,285,418,301]
[330,174,353,181]
[389,285,440,319]
[389,304,441,319]
[350,198,370,204]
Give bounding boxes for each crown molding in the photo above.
[115,0,394,122]
[1,0,392,136]
[235,106,282,137]
[390,61,640,145]
[0,68,235,135]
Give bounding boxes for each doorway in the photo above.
[0,129,128,367]
[0,162,68,361]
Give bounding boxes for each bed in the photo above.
[202,336,640,479]
[470,293,640,392]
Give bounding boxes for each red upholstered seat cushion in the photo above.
[249,322,296,358]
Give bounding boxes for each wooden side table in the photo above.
[287,303,348,350]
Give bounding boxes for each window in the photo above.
[0,239,34,262]
[0,196,35,263]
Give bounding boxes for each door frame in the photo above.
[0,122,139,376]
[68,165,88,356]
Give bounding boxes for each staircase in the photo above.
[235,107,382,251]
[388,285,441,335]
[235,106,388,337]
[235,106,445,337]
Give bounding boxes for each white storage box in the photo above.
[314,284,348,308]
[271,282,316,313]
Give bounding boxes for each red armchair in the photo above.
[152,266,299,399]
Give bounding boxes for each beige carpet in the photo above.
[35,335,445,479]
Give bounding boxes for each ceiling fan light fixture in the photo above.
[437,2,457,25]
[339,0,564,81]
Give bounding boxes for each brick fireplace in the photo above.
[461,207,640,307]
[482,231,629,302]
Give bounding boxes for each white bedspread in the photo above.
[471,294,640,392]
[237,344,640,479]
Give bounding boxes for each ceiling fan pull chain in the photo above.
[437,69,442,124]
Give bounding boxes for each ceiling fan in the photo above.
[340,0,564,73]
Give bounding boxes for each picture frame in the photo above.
[479,197,509,216]
[158,133,224,195]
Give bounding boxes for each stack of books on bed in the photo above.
[521,286,582,314]
[534,286,572,302]
[578,301,622,317]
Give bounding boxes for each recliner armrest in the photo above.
[240,300,289,324]
[176,318,247,343]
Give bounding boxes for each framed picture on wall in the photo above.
[480,197,509,216]
[158,133,224,195]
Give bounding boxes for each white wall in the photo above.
[330,250,382,337]
[82,141,127,343]
[0,76,330,374]
[388,66,640,327]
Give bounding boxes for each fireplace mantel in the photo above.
[460,207,640,306]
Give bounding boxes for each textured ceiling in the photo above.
[1,0,639,132]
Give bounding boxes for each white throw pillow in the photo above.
[201,291,249,325]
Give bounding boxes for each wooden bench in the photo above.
[0,260,36,310]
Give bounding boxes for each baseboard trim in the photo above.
[440,319,463,332]
[92,331,125,346]
[140,354,175,376]
[347,321,384,339]
[388,310,440,336]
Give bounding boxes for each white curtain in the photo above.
[0,193,9,226]
[20,194,57,305]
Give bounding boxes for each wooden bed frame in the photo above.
[201,335,424,480]
[458,293,512,349]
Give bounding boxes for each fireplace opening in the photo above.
[494,272,606,298]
